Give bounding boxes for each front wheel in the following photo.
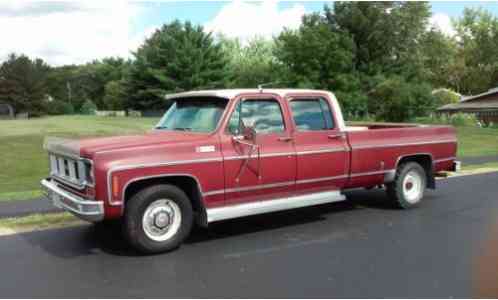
[123,184,193,254]
[386,162,427,209]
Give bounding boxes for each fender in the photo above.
[120,173,208,226]
[122,173,205,202]
[390,153,435,188]
[105,157,222,206]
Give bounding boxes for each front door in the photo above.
[220,95,296,205]
[287,95,350,195]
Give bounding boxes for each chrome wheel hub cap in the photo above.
[402,171,423,204]
[153,211,170,229]
[142,199,181,242]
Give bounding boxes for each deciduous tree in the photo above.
[453,8,498,94]
[220,36,280,88]
[275,13,368,117]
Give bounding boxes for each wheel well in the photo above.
[124,176,208,226]
[397,154,435,189]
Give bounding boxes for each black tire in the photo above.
[386,162,427,209]
[123,184,193,254]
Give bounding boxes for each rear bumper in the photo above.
[452,161,461,172]
[41,178,104,222]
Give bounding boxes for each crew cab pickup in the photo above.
[41,89,458,253]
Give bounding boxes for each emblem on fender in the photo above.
[196,145,215,153]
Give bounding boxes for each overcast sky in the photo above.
[1,1,497,66]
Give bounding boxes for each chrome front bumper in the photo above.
[41,179,104,222]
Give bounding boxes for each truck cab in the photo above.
[42,89,458,253]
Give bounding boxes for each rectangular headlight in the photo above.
[83,160,94,186]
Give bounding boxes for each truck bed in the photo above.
[343,122,457,189]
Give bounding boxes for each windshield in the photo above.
[155,97,228,132]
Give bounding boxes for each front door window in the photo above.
[228,99,285,135]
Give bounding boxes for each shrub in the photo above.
[46,100,74,115]
[415,113,478,127]
[414,115,441,124]
[127,110,142,117]
[103,80,126,110]
[79,99,97,115]
[450,113,478,126]
[347,113,376,122]
[432,88,460,107]
[481,121,498,128]
[448,113,466,126]
[369,76,435,122]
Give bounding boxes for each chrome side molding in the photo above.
[353,139,457,150]
[206,190,345,223]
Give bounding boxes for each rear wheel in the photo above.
[123,184,193,254]
[386,162,427,208]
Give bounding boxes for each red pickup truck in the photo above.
[41,89,458,253]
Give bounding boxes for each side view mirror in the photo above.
[242,125,256,142]
[232,125,257,145]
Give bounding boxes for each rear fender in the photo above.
[391,153,435,189]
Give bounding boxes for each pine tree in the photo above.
[0,54,50,116]
[126,20,227,109]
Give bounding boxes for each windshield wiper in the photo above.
[155,126,168,130]
[174,127,192,131]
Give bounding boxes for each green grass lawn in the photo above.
[462,161,498,171]
[0,115,497,202]
[456,126,498,157]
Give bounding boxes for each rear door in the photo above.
[287,94,350,194]
[220,94,297,205]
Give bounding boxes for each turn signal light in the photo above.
[112,176,120,198]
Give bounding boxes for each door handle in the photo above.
[328,133,345,140]
[278,136,293,142]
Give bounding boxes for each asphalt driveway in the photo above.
[1,172,498,298]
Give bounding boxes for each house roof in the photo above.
[437,98,498,111]
[460,87,498,102]
[437,87,498,112]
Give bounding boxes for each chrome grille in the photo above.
[49,154,93,188]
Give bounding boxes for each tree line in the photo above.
[1,2,497,121]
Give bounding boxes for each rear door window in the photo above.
[290,98,334,131]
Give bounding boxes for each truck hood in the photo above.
[45,131,210,159]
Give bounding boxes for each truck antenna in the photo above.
[257,82,280,93]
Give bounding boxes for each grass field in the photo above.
[0,115,497,202]
[456,126,498,157]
